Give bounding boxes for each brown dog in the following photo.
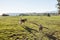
[19,19,27,24]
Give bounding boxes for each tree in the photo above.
[57,0,60,14]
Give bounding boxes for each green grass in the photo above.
[0,16,60,40]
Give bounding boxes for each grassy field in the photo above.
[0,16,60,40]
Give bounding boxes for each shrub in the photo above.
[2,14,9,16]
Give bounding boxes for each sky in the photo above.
[0,0,57,15]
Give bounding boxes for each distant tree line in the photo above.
[19,13,58,16]
[1,13,58,16]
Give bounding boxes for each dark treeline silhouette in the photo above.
[19,13,58,16]
[1,13,58,16]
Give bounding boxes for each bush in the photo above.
[2,14,9,16]
[47,13,51,17]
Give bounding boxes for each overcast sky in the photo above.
[0,0,57,15]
